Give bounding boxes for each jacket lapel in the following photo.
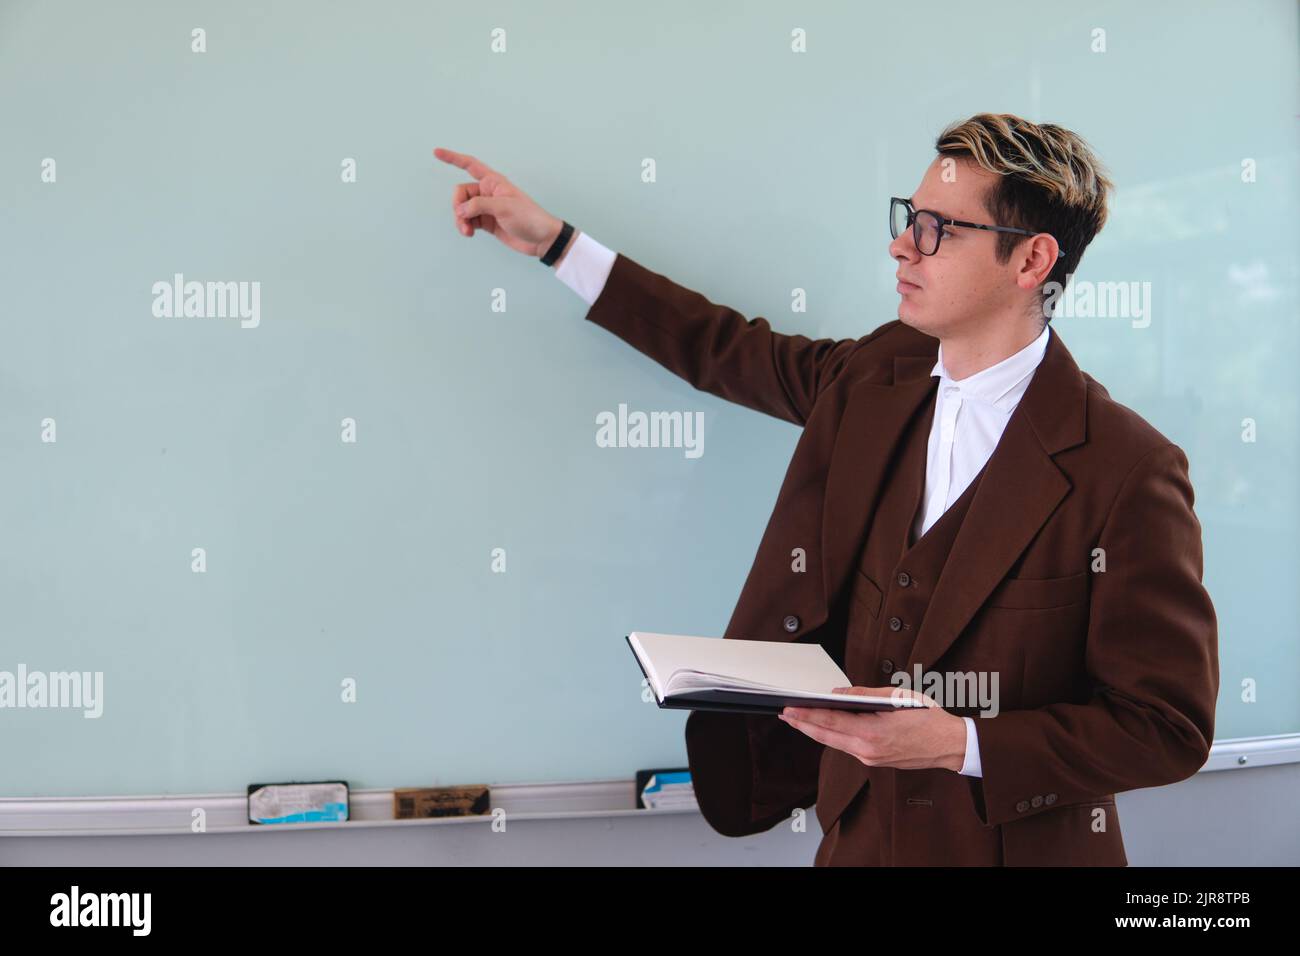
[820,354,937,612]
[906,326,1088,670]
[819,327,1089,667]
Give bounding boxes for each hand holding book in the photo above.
[780,684,968,773]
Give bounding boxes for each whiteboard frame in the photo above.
[1,734,1295,836]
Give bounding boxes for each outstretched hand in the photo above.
[433,147,567,258]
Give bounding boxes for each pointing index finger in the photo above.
[433,147,496,182]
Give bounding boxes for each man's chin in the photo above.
[897,310,924,332]
[897,310,944,339]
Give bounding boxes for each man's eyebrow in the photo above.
[911,195,954,220]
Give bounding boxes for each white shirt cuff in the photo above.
[553,230,617,306]
[959,716,983,777]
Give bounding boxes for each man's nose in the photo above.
[890,230,919,261]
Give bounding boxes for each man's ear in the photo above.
[1017,234,1060,290]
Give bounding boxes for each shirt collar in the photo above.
[930,323,1052,413]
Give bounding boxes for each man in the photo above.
[434,112,1219,866]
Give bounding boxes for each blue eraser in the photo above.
[247,781,349,824]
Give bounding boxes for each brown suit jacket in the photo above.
[583,251,1219,865]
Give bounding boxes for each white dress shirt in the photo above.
[555,232,1052,779]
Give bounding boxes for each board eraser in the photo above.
[247,780,349,824]
[393,785,490,819]
[636,767,696,809]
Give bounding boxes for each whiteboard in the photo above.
[0,0,1294,798]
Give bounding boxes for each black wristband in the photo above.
[540,220,574,267]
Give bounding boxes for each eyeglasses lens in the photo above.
[891,201,941,255]
[890,200,909,241]
[914,211,941,254]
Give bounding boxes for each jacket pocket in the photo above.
[850,569,883,618]
[986,570,1089,610]
[1000,799,1126,866]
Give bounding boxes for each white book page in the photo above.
[629,631,911,706]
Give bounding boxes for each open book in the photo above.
[626,631,928,716]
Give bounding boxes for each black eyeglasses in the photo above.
[890,196,1065,257]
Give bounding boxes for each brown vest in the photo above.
[817,383,995,865]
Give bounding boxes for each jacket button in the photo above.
[782,615,800,633]
[897,571,911,587]
[1044,793,1057,806]
[1031,795,1044,808]
[1016,800,1030,813]
[888,616,902,631]
[881,659,894,675]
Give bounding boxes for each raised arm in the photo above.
[579,248,861,427]
[434,146,865,427]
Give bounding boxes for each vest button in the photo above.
[897,571,911,587]
[888,616,902,631]
[881,659,895,675]
[782,615,800,633]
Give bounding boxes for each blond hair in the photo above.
[935,113,1113,321]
